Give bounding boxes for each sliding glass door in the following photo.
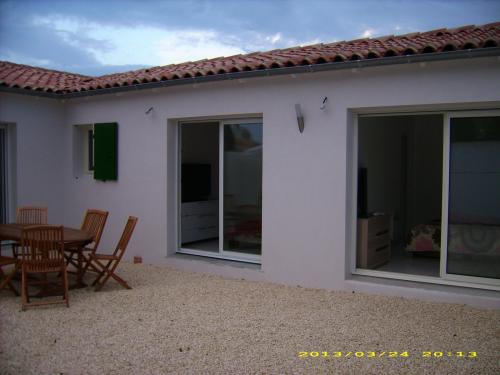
[222,121,262,256]
[442,113,500,284]
[0,126,7,224]
[354,111,499,289]
[179,119,262,262]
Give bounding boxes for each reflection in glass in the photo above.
[0,128,6,224]
[180,122,220,252]
[223,123,263,254]
[447,117,500,279]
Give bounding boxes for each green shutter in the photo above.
[94,122,118,181]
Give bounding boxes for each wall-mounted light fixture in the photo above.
[295,103,305,133]
[320,96,328,110]
[145,106,154,115]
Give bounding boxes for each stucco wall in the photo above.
[0,94,67,222]
[1,56,499,307]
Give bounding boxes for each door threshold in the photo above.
[354,268,500,291]
[177,248,261,264]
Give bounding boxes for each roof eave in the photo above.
[2,47,500,100]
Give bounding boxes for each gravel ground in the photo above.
[1,262,499,375]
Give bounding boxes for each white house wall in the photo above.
[1,56,500,307]
[0,94,67,222]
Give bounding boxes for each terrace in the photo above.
[1,262,499,374]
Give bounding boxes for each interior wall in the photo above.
[358,116,410,241]
[358,115,443,242]
[181,122,219,200]
[408,115,443,229]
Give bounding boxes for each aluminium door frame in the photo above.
[350,110,500,291]
[177,118,262,264]
[0,123,15,223]
[0,125,7,223]
[440,110,500,286]
[219,118,262,263]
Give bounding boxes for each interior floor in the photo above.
[375,243,440,277]
[180,238,261,256]
[357,114,444,279]
[181,238,219,252]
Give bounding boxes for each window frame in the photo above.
[348,109,500,291]
[80,124,94,174]
[73,122,117,181]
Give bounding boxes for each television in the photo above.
[357,167,368,218]
[181,163,211,202]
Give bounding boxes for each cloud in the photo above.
[298,38,322,46]
[29,14,247,67]
[0,21,101,70]
[154,30,246,65]
[240,31,319,52]
[27,14,321,69]
[361,29,375,38]
[266,33,282,44]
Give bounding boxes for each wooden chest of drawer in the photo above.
[356,215,391,269]
[181,200,218,243]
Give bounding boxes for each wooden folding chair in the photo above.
[0,255,19,296]
[19,225,69,310]
[89,216,138,291]
[65,209,108,277]
[16,206,48,225]
[10,206,48,258]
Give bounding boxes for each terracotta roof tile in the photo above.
[1,22,499,96]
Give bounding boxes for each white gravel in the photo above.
[1,262,499,375]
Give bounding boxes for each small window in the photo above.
[73,123,118,181]
[87,128,94,171]
[80,125,94,174]
[74,124,94,176]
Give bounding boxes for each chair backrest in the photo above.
[16,206,48,225]
[80,209,108,252]
[20,226,64,264]
[112,216,138,260]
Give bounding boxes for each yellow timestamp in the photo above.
[298,351,478,358]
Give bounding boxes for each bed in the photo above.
[406,222,500,256]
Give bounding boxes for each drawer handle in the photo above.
[375,229,389,236]
[375,245,389,252]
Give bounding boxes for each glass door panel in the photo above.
[0,127,6,223]
[446,116,500,280]
[179,122,220,252]
[223,122,263,255]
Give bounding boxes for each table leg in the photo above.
[69,247,87,289]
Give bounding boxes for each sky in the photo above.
[0,0,499,76]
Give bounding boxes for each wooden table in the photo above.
[0,224,93,288]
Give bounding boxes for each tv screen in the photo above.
[358,167,368,217]
[182,163,211,202]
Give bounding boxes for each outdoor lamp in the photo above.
[295,103,304,133]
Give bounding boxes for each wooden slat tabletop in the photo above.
[0,224,93,245]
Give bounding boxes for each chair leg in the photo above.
[94,269,113,291]
[92,259,111,286]
[81,253,99,278]
[92,271,104,287]
[0,266,19,296]
[7,268,19,295]
[110,272,131,290]
[21,269,28,311]
[79,252,92,279]
[94,261,131,291]
[64,252,80,271]
[93,265,109,291]
[63,266,69,307]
